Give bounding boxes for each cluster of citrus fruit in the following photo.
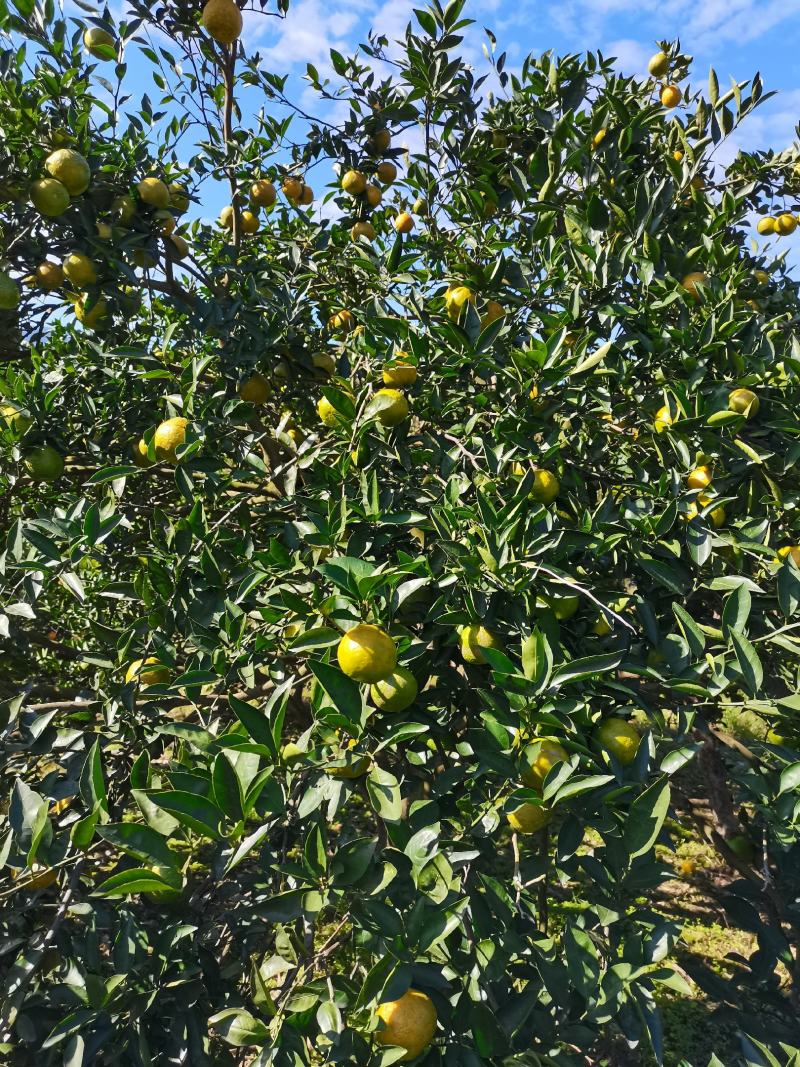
[647,50,683,110]
[339,133,409,241]
[1,136,192,337]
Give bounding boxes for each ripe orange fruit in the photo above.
[681,271,708,300]
[351,221,375,242]
[686,465,712,490]
[660,84,682,109]
[757,217,776,235]
[394,211,414,233]
[376,161,397,184]
[282,177,303,201]
[341,170,367,195]
[337,623,397,682]
[383,353,417,387]
[728,387,759,417]
[507,802,551,834]
[375,989,437,1061]
[238,372,270,404]
[153,416,189,463]
[250,180,276,207]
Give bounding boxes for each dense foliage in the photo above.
[1,1,800,1064]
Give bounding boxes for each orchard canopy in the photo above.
[2,0,800,1064]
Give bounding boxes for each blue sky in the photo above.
[235,0,800,157]
[98,0,800,251]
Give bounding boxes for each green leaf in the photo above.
[722,584,751,638]
[212,752,245,823]
[730,627,763,696]
[208,1009,269,1047]
[96,823,179,870]
[550,651,622,687]
[147,790,225,839]
[672,604,705,657]
[366,766,402,822]
[624,777,671,860]
[93,867,182,898]
[308,659,363,726]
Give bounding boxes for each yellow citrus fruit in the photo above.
[84,26,115,56]
[370,666,419,713]
[24,445,64,482]
[351,221,375,242]
[132,438,152,467]
[412,196,428,214]
[125,657,170,686]
[1,402,32,434]
[728,387,759,417]
[299,184,314,205]
[153,416,189,463]
[660,84,682,108]
[460,624,503,665]
[591,614,612,636]
[538,594,579,621]
[753,269,770,285]
[240,210,259,235]
[592,128,607,149]
[238,372,270,404]
[376,161,398,184]
[325,752,372,778]
[370,129,391,153]
[687,465,712,490]
[595,718,640,765]
[33,261,64,290]
[531,469,559,504]
[30,177,70,216]
[318,394,349,427]
[113,194,136,225]
[219,205,235,229]
[697,493,725,528]
[337,623,397,683]
[365,184,382,207]
[62,252,97,287]
[74,294,108,330]
[672,150,684,161]
[520,738,569,789]
[137,177,170,209]
[45,149,90,196]
[342,169,367,195]
[250,179,276,207]
[383,353,417,387]
[312,352,336,376]
[201,0,242,43]
[394,211,414,234]
[648,51,669,77]
[654,404,674,432]
[375,989,437,1062]
[153,209,175,235]
[444,285,475,320]
[507,802,551,834]
[169,234,190,259]
[778,546,800,566]
[480,300,505,330]
[131,247,157,269]
[328,309,354,333]
[282,176,304,201]
[681,271,708,300]
[372,388,409,427]
[757,217,776,236]
[169,184,190,213]
[0,271,20,310]
[775,213,798,236]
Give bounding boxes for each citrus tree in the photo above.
[1,0,800,1063]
